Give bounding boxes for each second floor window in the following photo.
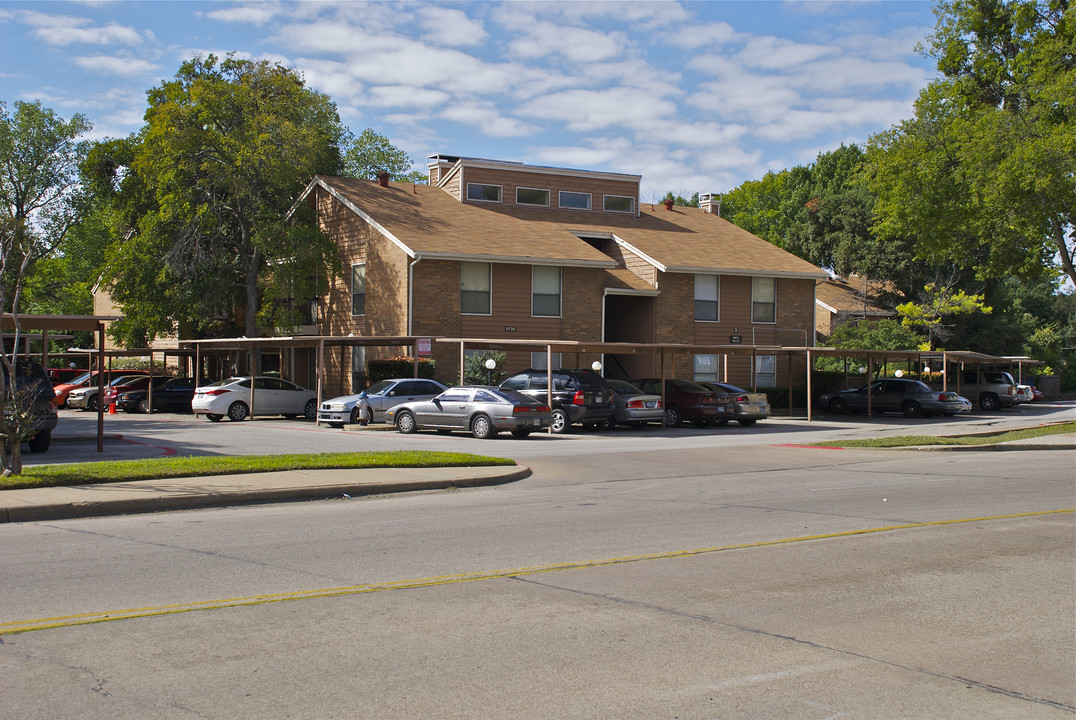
[603,194,635,213]
[559,191,591,210]
[351,263,366,316]
[694,274,718,321]
[532,266,561,317]
[752,277,776,323]
[461,261,491,314]
[516,187,550,206]
[466,183,502,202]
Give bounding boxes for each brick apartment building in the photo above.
[296,154,828,395]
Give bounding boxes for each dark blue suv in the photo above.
[500,369,615,433]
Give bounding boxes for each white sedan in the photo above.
[193,376,317,422]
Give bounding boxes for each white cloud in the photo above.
[367,85,451,109]
[439,100,539,138]
[72,55,161,77]
[734,36,836,70]
[18,10,143,46]
[419,6,488,47]
[518,87,678,133]
[204,3,281,27]
[502,18,627,64]
[664,21,739,49]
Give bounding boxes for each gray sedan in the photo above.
[318,378,447,427]
[820,378,964,418]
[385,386,551,438]
[698,381,769,426]
[607,379,663,427]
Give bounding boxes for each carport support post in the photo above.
[458,342,465,386]
[866,351,873,418]
[316,339,325,426]
[660,348,667,427]
[942,353,948,391]
[806,349,813,422]
[97,322,105,452]
[786,352,793,417]
[546,344,553,435]
[147,350,155,413]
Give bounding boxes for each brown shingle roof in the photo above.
[312,176,826,279]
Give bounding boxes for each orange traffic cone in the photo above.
[108,402,116,414]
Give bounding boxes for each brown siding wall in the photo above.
[459,167,640,217]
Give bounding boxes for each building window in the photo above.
[516,187,550,207]
[754,355,775,387]
[466,183,502,203]
[752,277,776,323]
[351,263,366,316]
[694,274,719,321]
[694,354,718,383]
[532,266,561,317]
[461,261,491,314]
[530,351,562,370]
[559,191,591,210]
[603,195,635,213]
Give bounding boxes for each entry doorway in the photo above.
[603,294,656,380]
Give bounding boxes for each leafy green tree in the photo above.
[661,191,699,207]
[343,128,426,183]
[0,100,91,474]
[463,350,507,386]
[867,0,1075,286]
[721,167,808,248]
[897,282,993,349]
[824,318,924,351]
[98,55,346,343]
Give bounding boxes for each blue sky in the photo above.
[1,0,940,201]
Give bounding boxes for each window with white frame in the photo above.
[460,262,491,314]
[694,354,719,382]
[559,191,591,210]
[603,194,635,213]
[516,187,550,206]
[752,277,776,323]
[351,263,366,316]
[754,355,776,387]
[466,183,502,202]
[530,351,562,370]
[694,274,719,321]
[532,266,561,317]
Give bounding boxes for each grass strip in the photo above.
[2,451,515,490]
[812,421,1075,448]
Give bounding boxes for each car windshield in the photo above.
[608,379,643,394]
[364,380,394,396]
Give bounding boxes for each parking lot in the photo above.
[28,398,1075,467]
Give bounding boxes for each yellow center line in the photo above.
[4,508,1071,635]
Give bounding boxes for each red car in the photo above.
[630,378,732,427]
[53,369,148,408]
[102,376,171,409]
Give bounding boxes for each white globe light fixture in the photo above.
[894,369,904,378]
[591,361,602,373]
[484,357,496,385]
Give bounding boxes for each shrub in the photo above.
[367,356,436,383]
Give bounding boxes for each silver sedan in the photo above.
[607,379,663,428]
[699,381,769,426]
[385,386,551,439]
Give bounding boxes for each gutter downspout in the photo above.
[408,256,421,340]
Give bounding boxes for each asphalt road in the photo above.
[2,403,1074,718]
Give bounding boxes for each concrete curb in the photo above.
[0,465,531,523]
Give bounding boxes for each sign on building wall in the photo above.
[417,338,433,356]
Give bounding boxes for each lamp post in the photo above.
[485,357,496,385]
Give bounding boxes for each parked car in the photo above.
[500,369,614,433]
[606,379,663,428]
[66,374,142,411]
[697,381,769,426]
[820,378,964,417]
[1014,384,1033,403]
[318,378,448,428]
[957,395,973,413]
[102,375,170,409]
[192,376,317,422]
[52,369,148,408]
[117,377,206,413]
[959,370,1018,411]
[1030,385,1045,401]
[385,386,551,438]
[631,378,732,427]
[4,358,58,453]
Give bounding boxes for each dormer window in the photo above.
[467,183,502,203]
[559,191,591,210]
[603,195,635,213]
[516,187,550,207]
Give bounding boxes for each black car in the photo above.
[500,368,614,433]
[631,378,732,427]
[117,377,205,413]
[3,358,58,453]
[820,378,964,417]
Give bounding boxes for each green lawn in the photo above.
[811,421,1075,448]
[2,451,516,490]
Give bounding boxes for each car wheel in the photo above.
[980,393,1000,411]
[360,407,373,426]
[511,429,533,438]
[901,401,922,418]
[27,430,51,453]
[227,402,249,422]
[304,399,317,419]
[138,398,151,414]
[737,419,757,426]
[87,395,99,411]
[396,410,417,434]
[664,406,682,427]
[205,413,223,422]
[349,406,362,425]
[471,414,496,439]
[829,397,848,414]
[551,409,569,434]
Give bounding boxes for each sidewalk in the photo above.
[0,465,531,523]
